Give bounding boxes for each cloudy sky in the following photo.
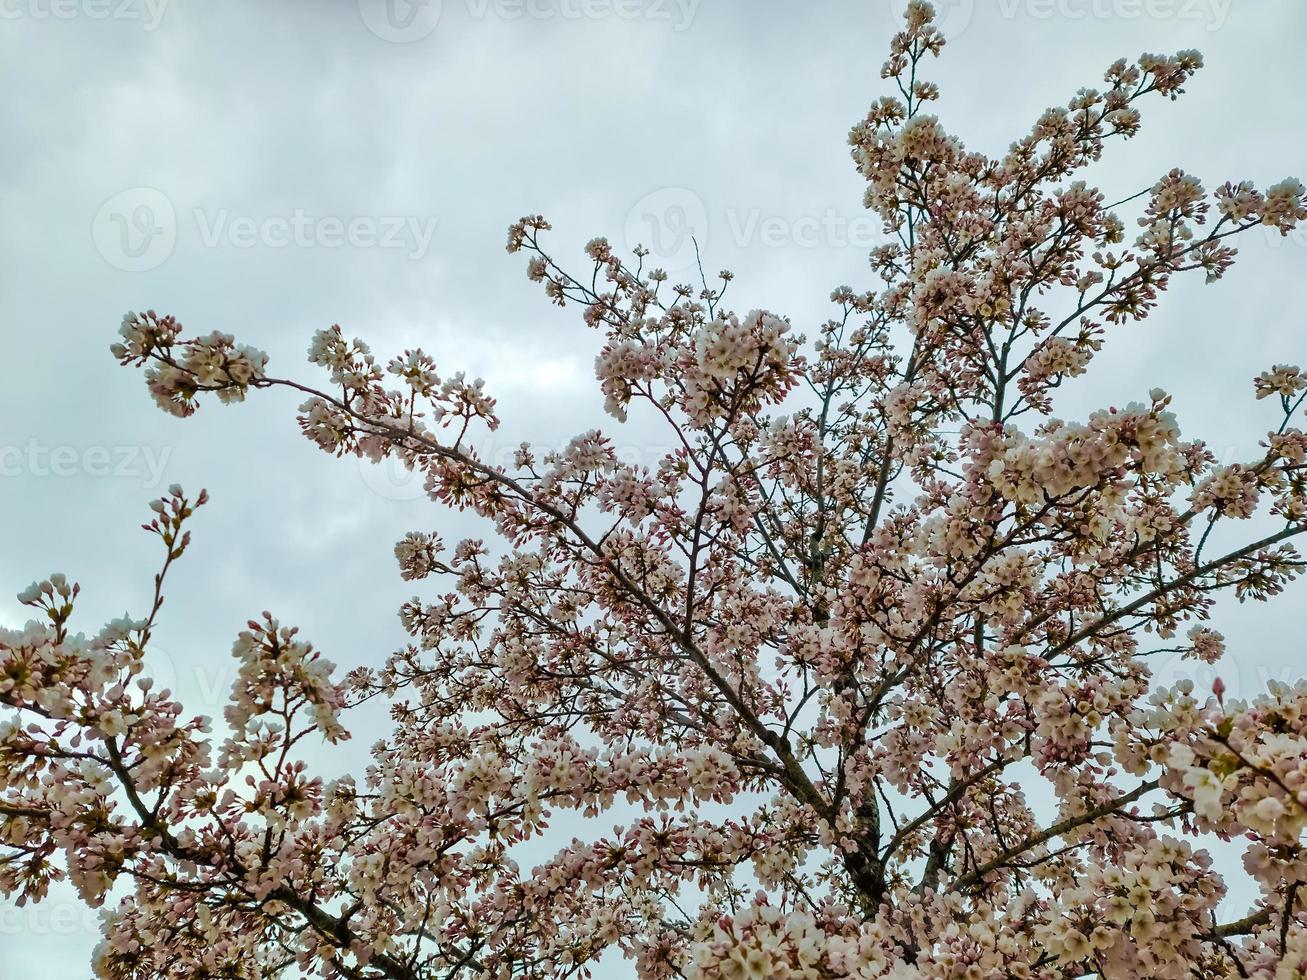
[2,0,1305,974]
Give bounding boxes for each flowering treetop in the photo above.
[6,2,1307,977]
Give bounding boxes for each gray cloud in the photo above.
[3,0,1306,972]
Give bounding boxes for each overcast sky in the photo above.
[2,0,1306,975]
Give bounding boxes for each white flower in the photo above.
[1188,767,1225,822]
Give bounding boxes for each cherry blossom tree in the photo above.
[7,3,1307,976]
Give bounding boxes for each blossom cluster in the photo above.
[4,2,1307,977]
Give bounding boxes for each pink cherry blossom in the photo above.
[6,3,1307,977]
